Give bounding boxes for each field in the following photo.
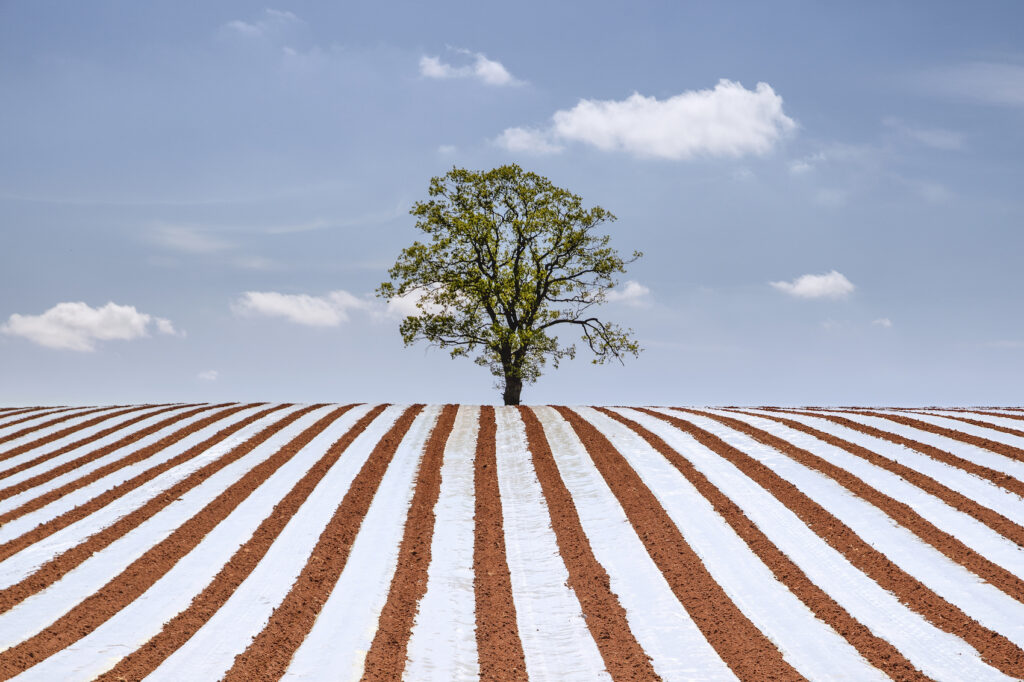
[0,403,1022,681]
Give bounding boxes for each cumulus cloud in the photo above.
[198,369,219,381]
[224,8,300,38]
[605,281,652,307]
[496,79,795,159]
[872,318,893,328]
[419,49,521,86]
[770,271,855,300]
[233,290,369,326]
[1,302,179,351]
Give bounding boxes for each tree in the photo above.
[377,164,642,405]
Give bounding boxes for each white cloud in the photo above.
[198,369,219,381]
[419,49,521,86]
[493,127,563,155]
[883,118,964,150]
[152,226,232,254]
[234,290,369,327]
[770,271,855,300]
[789,152,827,175]
[224,8,300,38]
[605,280,652,307]
[497,79,795,159]
[437,144,457,154]
[872,318,893,328]
[923,61,1024,108]
[1,301,179,351]
[382,286,446,319]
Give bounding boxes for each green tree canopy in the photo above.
[377,164,642,405]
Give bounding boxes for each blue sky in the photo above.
[2,1,1022,406]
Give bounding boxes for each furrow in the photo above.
[645,407,1024,679]
[222,405,427,681]
[87,404,378,682]
[0,406,139,452]
[0,404,337,677]
[900,411,1024,447]
[553,406,804,681]
[0,408,86,436]
[361,405,459,681]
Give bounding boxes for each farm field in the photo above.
[0,403,1023,681]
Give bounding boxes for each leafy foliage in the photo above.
[377,164,642,403]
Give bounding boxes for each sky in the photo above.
[2,0,1023,406]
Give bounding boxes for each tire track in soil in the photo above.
[0,403,198,482]
[777,410,1024,500]
[0,404,305,616]
[360,405,458,681]
[908,411,1024,438]
[649,408,1024,678]
[520,407,659,681]
[599,408,925,681]
[0,405,150,455]
[471,406,529,682]
[94,404,376,682]
[0,404,279,563]
[0,404,229,504]
[729,410,1024,550]
[855,410,1024,463]
[0,404,338,677]
[695,410,1024,602]
[554,406,804,682]
[221,405,424,682]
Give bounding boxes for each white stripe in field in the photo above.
[616,407,1015,682]
[925,410,1024,432]
[486,407,610,682]
[751,410,1024,526]
[536,407,738,682]
[675,409,1024,649]
[592,407,889,682]
[708,410,1024,583]
[0,408,81,434]
[284,405,442,681]
[145,404,393,682]
[404,405,480,682]
[0,404,332,653]
[0,407,124,447]
[0,404,197,476]
[10,404,370,682]
[65,405,383,682]
[887,411,1024,450]
[0,405,230,516]
[0,405,275,584]
[811,410,1024,483]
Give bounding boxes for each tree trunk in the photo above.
[502,375,523,406]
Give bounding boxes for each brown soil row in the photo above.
[779,410,1024,500]
[361,405,459,681]
[222,405,423,681]
[0,404,198,482]
[731,410,1024,549]
[0,407,85,436]
[0,405,150,455]
[556,407,804,682]
[695,410,1024,602]
[0,404,278,563]
[0,404,303,615]
[852,410,1024,464]
[0,404,228,505]
[95,404,376,681]
[521,407,658,680]
[908,411,1024,438]
[473,406,528,681]
[651,408,1024,678]
[0,407,69,424]
[0,404,337,677]
[597,408,926,681]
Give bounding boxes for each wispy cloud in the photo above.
[770,270,855,299]
[496,79,795,160]
[922,61,1024,107]
[224,9,301,39]
[872,317,893,328]
[233,290,370,327]
[605,280,652,307]
[883,117,965,150]
[152,225,232,254]
[198,369,219,381]
[1,302,179,351]
[419,48,521,86]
